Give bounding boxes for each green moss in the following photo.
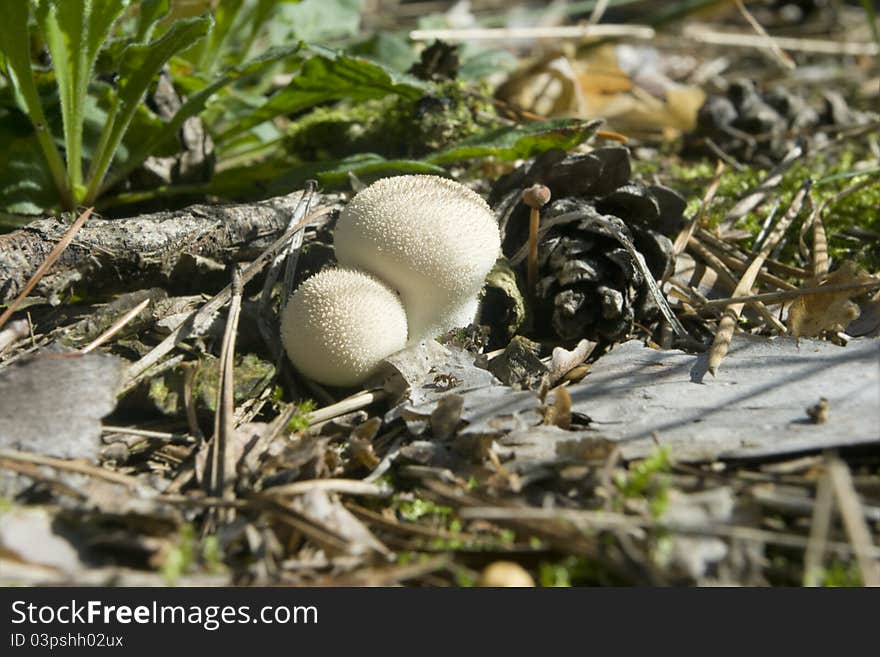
[821,560,863,587]
[398,497,452,522]
[285,80,493,162]
[613,447,672,518]
[0,497,13,514]
[538,556,622,587]
[162,523,196,586]
[649,151,880,271]
[287,399,316,433]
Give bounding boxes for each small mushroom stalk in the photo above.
[523,184,551,298]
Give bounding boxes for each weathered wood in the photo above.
[0,191,338,304]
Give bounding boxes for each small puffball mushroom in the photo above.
[280,268,408,387]
[334,175,500,342]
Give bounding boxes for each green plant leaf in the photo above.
[136,0,171,42]
[0,110,59,217]
[100,41,303,195]
[311,154,446,188]
[84,16,211,203]
[426,119,601,165]
[0,0,71,207]
[199,0,245,73]
[279,0,362,43]
[218,51,426,141]
[36,0,130,199]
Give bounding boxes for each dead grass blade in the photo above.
[803,463,834,587]
[734,0,796,70]
[700,279,880,310]
[828,457,880,586]
[673,160,725,258]
[79,298,151,354]
[122,205,332,390]
[687,236,787,332]
[707,181,810,375]
[209,268,243,507]
[0,207,93,331]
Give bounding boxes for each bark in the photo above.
[0,192,339,304]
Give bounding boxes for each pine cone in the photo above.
[492,147,685,344]
[684,79,874,166]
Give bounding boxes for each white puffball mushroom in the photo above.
[280,268,408,387]
[334,175,500,342]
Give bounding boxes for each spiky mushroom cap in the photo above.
[280,268,408,387]
[334,175,501,341]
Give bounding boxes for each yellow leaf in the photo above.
[787,261,876,337]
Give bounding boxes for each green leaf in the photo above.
[136,0,171,42]
[0,110,59,217]
[100,41,303,195]
[0,0,71,207]
[207,153,444,199]
[426,119,601,165]
[313,154,447,188]
[218,51,426,141]
[278,0,362,43]
[199,0,244,73]
[84,16,211,203]
[36,0,130,197]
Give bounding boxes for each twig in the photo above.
[409,24,656,42]
[0,448,143,490]
[686,236,787,332]
[734,0,796,70]
[827,457,880,587]
[122,206,333,390]
[697,228,808,281]
[102,425,193,442]
[803,464,834,587]
[707,181,810,375]
[209,268,243,506]
[263,479,391,498]
[721,146,802,226]
[0,207,92,331]
[683,24,880,56]
[79,298,151,354]
[698,279,880,310]
[307,389,388,426]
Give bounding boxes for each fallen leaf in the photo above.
[787,262,876,337]
[0,353,123,461]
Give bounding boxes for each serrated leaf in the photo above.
[85,16,211,202]
[218,52,427,141]
[426,119,601,165]
[36,0,130,195]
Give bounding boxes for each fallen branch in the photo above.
[0,192,338,305]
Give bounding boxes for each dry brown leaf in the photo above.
[787,262,876,337]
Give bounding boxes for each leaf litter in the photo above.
[0,0,879,587]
